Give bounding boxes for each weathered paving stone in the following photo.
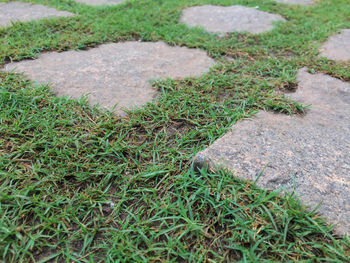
[179,5,285,35]
[0,2,74,28]
[4,41,215,115]
[274,0,313,5]
[320,29,350,62]
[194,68,350,236]
[74,0,125,6]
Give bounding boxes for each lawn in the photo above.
[0,0,350,262]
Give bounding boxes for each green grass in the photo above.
[0,0,350,262]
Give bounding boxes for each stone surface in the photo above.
[74,0,125,6]
[4,41,215,114]
[0,2,74,28]
[320,29,350,62]
[194,68,350,236]
[274,0,313,5]
[179,5,285,35]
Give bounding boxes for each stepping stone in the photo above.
[274,0,313,5]
[179,5,285,35]
[4,42,214,115]
[0,2,74,28]
[74,0,125,6]
[320,29,350,62]
[194,68,350,236]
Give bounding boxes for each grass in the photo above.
[0,0,350,262]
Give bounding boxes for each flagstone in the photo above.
[179,5,285,35]
[194,68,350,236]
[320,29,350,62]
[0,2,74,28]
[4,41,215,115]
[74,0,126,6]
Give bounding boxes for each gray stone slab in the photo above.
[274,0,313,5]
[4,41,215,115]
[0,2,74,28]
[194,68,350,236]
[179,5,285,35]
[320,29,350,62]
[74,0,125,6]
